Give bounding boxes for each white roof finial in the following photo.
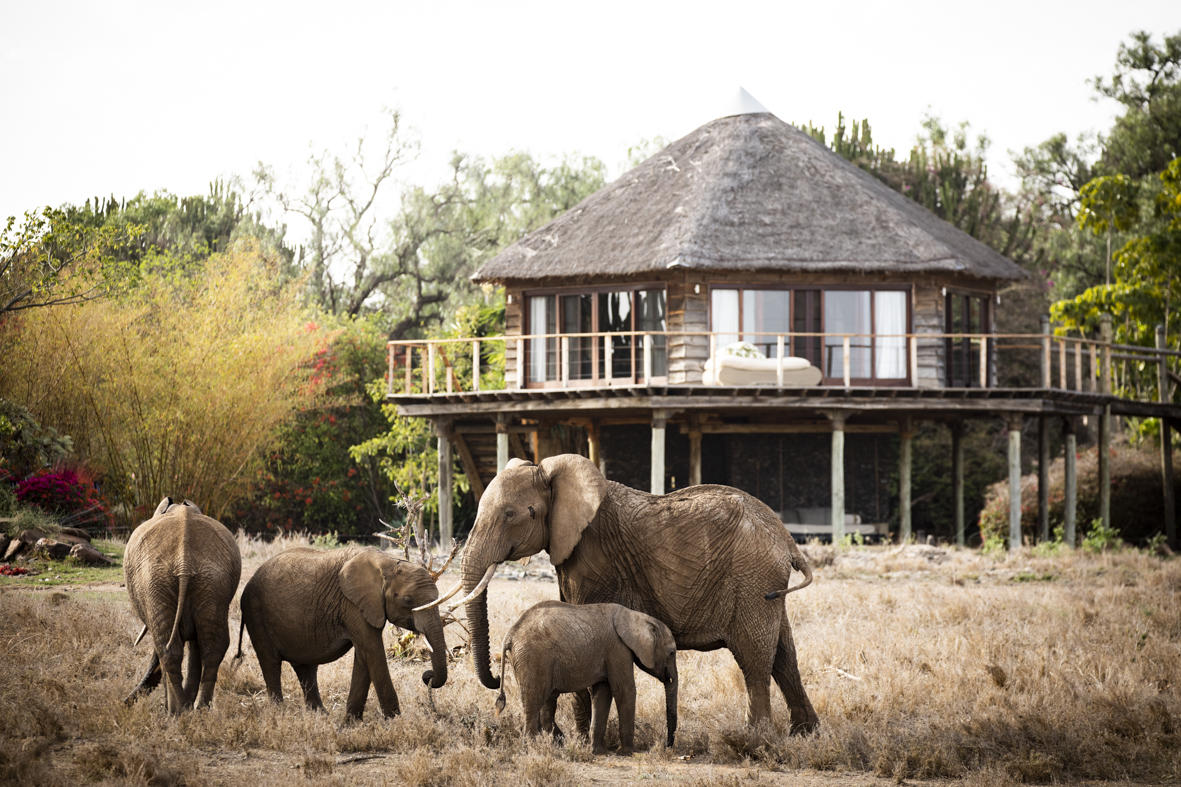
[720,87,771,118]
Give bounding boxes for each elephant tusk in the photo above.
[412,578,465,612]
[446,563,497,611]
[132,624,147,646]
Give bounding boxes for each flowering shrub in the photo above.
[14,466,112,531]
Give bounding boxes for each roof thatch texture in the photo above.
[474,113,1026,284]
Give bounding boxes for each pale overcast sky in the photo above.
[2,1,1178,223]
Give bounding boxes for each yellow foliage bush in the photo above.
[0,242,328,525]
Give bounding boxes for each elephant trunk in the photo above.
[414,610,449,689]
[462,543,501,690]
[664,661,678,748]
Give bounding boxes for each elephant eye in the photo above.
[504,509,516,519]
[528,505,536,519]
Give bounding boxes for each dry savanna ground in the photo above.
[1,535,1179,786]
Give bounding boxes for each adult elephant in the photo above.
[124,498,241,714]
[455,454,817,734]
[237,546,448,720]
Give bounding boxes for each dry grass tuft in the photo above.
[1,538,1179,783]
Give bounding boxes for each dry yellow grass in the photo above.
[1,539,1178,785]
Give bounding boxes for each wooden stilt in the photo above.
[495,416,509,472]
[651,410,667,495]
[436,420,453,545]
[899,419,913,543]
[1063,417,1077,547]
[1038,415,1050,542]
[688,415,702,486]
[1158,326,1176,547]
[828,411,847,543]
[1007,413,1023,551]
[952,421,965,547]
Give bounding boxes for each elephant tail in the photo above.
[165,573,191,654]
[493,638,511,716]
[233,612,246,661]
[764,546,813,599]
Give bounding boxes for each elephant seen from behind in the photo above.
[237,546,449,721]
[124,497,242,714]
[495,600,677,755]
[460,454,817,734]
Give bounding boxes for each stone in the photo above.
[33,538,72,561]
[3,538,22,561]
[68,542,113,565]
[58,527,91,542]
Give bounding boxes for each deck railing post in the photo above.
[1074,338,1082,391]
[1089,343,1098,392]
[405,346,413,393]
[707,333,716,384]
[1099,315,1113,532]
[516,338,525,389]
[1062,335,1072,387]
[979,335,989,388]
[561,336,570,386]
[605,335,614,384]
[776,335,785,387]
[643,334,652,383]
[1040,315,1051,388]
[472,340,481,392]
[427,343,436,395]
[387,343,394,396]
[842,336,851,388]
[909,334,918,387]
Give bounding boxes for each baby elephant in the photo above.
[237,546,449,721]
[495,600,677,754]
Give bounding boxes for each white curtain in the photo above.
[874,291,907,379]
[711,289,739,349]
[823,291,871,378]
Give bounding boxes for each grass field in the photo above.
[1,535,1178,785]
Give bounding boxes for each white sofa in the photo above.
[702,342,822,386]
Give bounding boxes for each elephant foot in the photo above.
[616,745,634,757]
[789,717,820,736]
[592,743,608,756]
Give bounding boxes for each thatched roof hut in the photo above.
[473,111,1025,285]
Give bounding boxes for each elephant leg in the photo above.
[521,684,545,738]
[345,652,372,721]
[570,688,592,738]
[728,622,777,728]
[772,619,819,735]
[609,669,637,755]
[125,651,162,704]
[255,649,284,703]
[195,619,230,709]
[590,682,612,755]
[364,650,401,719]
[294,664,324,711]
[182,640,203,706]
[161,638,188,715]
[540,693,560,742]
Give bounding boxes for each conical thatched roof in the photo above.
[473,112,1026,284]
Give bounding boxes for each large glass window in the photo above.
[525,287,666,385]
[946,291,990,386]
[710,286,908,382]
[823,291,872,378]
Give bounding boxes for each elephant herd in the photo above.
[123,454,818,752]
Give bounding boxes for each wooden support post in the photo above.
[1007,413,1023,551]
[436,420,453,546]
[951,421,965,547]
[842,337,851,388]
[688,415,702,486]
[899,419,913,543]
[1063,417,1077,547]
[1038,415,1050,543]
[828,411,847,543]
[587,419,601,469]
[650,410,667,495]
[1159,325,1176,547]
[495,416,509,472]
[1100,315,1113,532]
[452,432,485,502]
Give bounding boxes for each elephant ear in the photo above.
[614,607,660,671]
[539,454,607,566]
[504,458,533,470]
[153,497,172,517]
[182,499,202,514]
[340,551,388,629]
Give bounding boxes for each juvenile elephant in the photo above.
[459,454,817,734]
[124,498,242,714]
[237,546,448,720]
[495,601,677,755]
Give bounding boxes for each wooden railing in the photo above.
[386,328,1178,402]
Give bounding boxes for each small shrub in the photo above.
[14,466,111,532]
[1082,518,1123,553]
[311,530,342,549]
